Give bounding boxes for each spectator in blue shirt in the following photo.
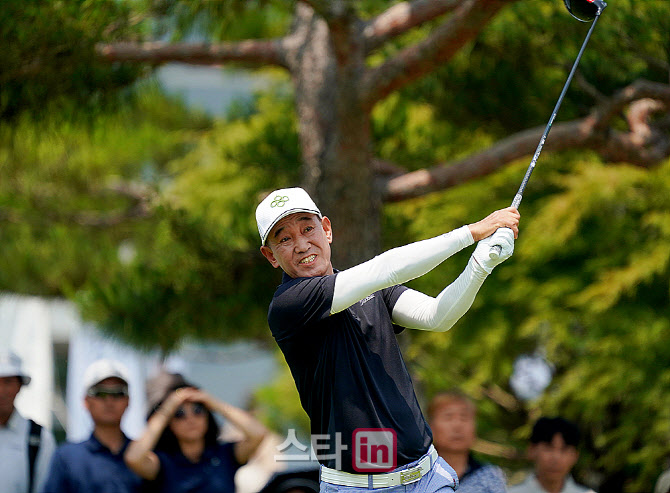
[42,359,143,493]
[428,390,507,493]
[125,377,267,493]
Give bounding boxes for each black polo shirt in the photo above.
[268,272,432,473]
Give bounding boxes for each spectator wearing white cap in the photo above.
[42,359,143,493]
[0,350,56,493]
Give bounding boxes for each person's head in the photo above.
[83,359,130,427]
[151,381,219,453]
[256,187,334,278]
[528,416,581,484]
[427,390,477,455]
[0,350,31,418]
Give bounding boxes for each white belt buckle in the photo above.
[399,467,422,485]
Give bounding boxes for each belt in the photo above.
[320,446,438,489]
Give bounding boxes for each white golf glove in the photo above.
[472,227,515,274]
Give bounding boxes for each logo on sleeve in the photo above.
[360,294,375,305]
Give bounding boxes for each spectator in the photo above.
[427,390,506,492]
[0,350,56,493]
[124,376,268,493]
[42,359,142,493]
[509,416,594,493]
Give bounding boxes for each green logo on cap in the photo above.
[270,195,289,208]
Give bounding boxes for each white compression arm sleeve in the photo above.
[331,226,474,314]
[391,256,488,332]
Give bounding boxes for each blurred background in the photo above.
[1,1,669,491]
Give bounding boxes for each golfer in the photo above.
[256,187,518,492]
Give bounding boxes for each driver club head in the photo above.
[563,0,607,22]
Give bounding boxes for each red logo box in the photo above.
[352,428,397,472]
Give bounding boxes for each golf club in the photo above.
[489,0,607,259]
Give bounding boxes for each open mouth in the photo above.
[299,254,317,264]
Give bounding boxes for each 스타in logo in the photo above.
[352,428,397,472]
[271,195,289,208]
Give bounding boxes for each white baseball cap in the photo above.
[256,187,322,245]
[83,359,130,393]
[0,350,31,385]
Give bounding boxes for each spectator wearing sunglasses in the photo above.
[42,359,143,493]
[125,379,268,493]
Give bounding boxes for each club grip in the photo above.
[489,244,502,260]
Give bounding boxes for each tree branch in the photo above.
[589,79,670,132]
[363,0,462,53]
[361,0,512,108]
[67,203,152,227]
[0,204,153,228]
[0,181,156,227]
[573,70,607,105]
[473,438,523,460]
[481,384,522,412]
[382,80,670,201]
[372,158,408,176]
[96,38,290,68]
[382,122,578,201]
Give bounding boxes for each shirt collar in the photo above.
[84,431,131,455]
[528,473,580,492]
[280,268,338,284]
[562,475,581,490]
[461,453,483,480]
[281,272,293,284]
[5,409,24,431]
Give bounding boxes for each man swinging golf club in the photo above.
[256,187,518,493]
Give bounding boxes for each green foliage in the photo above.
[254,353,311,438]
[78,89,302,352]
[401,0,670,133]
[149,0,292,41]
[372,93,497,170]
[0,87,207,296]
[0,70,300,355]
[389,154,670,491]
[0,0,145,118]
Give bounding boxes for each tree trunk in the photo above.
[287,6,379,268]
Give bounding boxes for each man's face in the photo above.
[84,377,129,427]
[529,433,579,484]
[0,376,22,416]
[429,400,476,454]
[260,213,334,278]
